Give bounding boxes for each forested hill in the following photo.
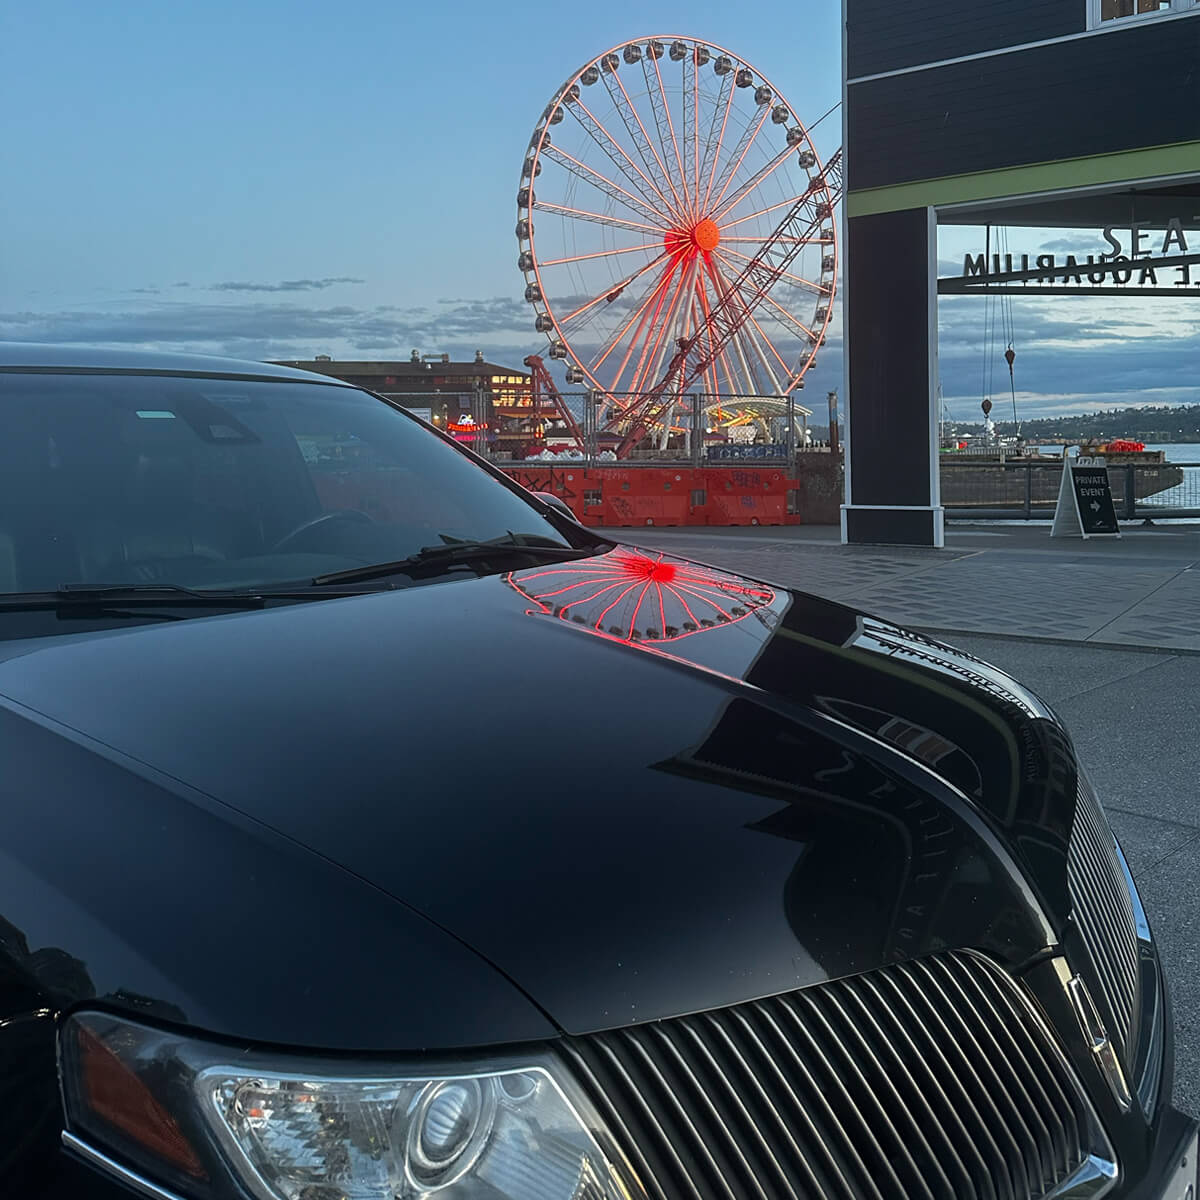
[947,404,1200,443]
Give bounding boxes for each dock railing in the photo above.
[941,459,1200,521]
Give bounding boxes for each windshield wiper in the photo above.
[0,584,270,612]
[0,582,405,617]
[311,539,596,587]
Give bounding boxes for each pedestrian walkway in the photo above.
[608,523,1200,651]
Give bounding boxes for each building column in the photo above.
[841,206,944,547]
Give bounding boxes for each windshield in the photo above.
[0,371,587,594]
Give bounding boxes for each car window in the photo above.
[0,372,581,593]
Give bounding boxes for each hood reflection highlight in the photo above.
[508,547,775,644]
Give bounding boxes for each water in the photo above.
[1028,443,1200,512]
[1034,443,1198,462]
[1133,444,1199,510]
[1139,443,1200,464]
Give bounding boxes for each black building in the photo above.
[843,0,1200,545]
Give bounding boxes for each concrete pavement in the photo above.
[611,522,1200,651]
[607,523,1200,1113]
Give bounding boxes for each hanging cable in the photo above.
[998,226,1019,439]
[981,224,992,424]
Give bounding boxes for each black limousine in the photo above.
[0,344,1193,1200]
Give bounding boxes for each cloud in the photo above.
[935,292,1200,420]
[1039,237,1108,253]
[210,277,365,293]
[5,281,1200,424]
[0,294,542,363]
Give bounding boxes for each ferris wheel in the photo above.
[516,36,837,426]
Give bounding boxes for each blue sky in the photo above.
[2,1,837,302]
[4,1,1197,423]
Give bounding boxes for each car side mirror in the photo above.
[531,491,579,522]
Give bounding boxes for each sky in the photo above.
[3,1,1198,424]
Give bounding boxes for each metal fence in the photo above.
[376,390,1200,523]
[941,460,1200,520]
[471,389,814,468]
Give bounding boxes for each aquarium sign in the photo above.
[961,218,1195,287]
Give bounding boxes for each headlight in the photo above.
[60,1012,646,1200]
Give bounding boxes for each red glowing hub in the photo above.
[665,218,722,259]
[621,554,678,585]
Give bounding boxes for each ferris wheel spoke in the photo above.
[720,196,808,232]
[557,250,671,326]
[625,262,685,395]
[699,74,736,215]
[706,312,744,407]
[591,259,677,376]
[682,51,699,220]
[604,263,679,392]
[711,143,795,224]
[663,258,703,393]
[655,258,702,400]
[742,309,791,390]
[752,287,819,341]
[701,254,761,395]
[706,106,772,217]
[692,272,726,398]
[714,253,791,393]
[631,257,694,395]
[533,198,664,238]
[714,341,742,399]
[716,247,831,296]
[720,236,818,245]
[690,290,724,401]
[719,307,766,396]
[568,96,680,225]
[539,243,660,267]
[539,147,671,229]
[600,69,689,224]
[643,54,691,216]
[733,327,769,396]
[713,251,815,391]
[693,270,726,394]
[659,260,703,438]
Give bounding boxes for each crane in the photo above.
[523,354,585,451]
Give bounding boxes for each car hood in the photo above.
[0,545,1075,1043]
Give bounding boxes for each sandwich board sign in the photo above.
[1051,454,1120,539]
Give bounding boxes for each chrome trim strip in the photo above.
[1114,839,1153,944]
[1045,1153,1119,1200]
[1137,963,1166,1120]
[61,1131,187,1200]
[1113,837,1166,1116]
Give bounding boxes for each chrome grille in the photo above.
[1068,777,1140,1060]
[565,952,1099,1200]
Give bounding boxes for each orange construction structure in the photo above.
[501,463,805,527]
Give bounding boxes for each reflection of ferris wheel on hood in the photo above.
[516,36,837,404]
